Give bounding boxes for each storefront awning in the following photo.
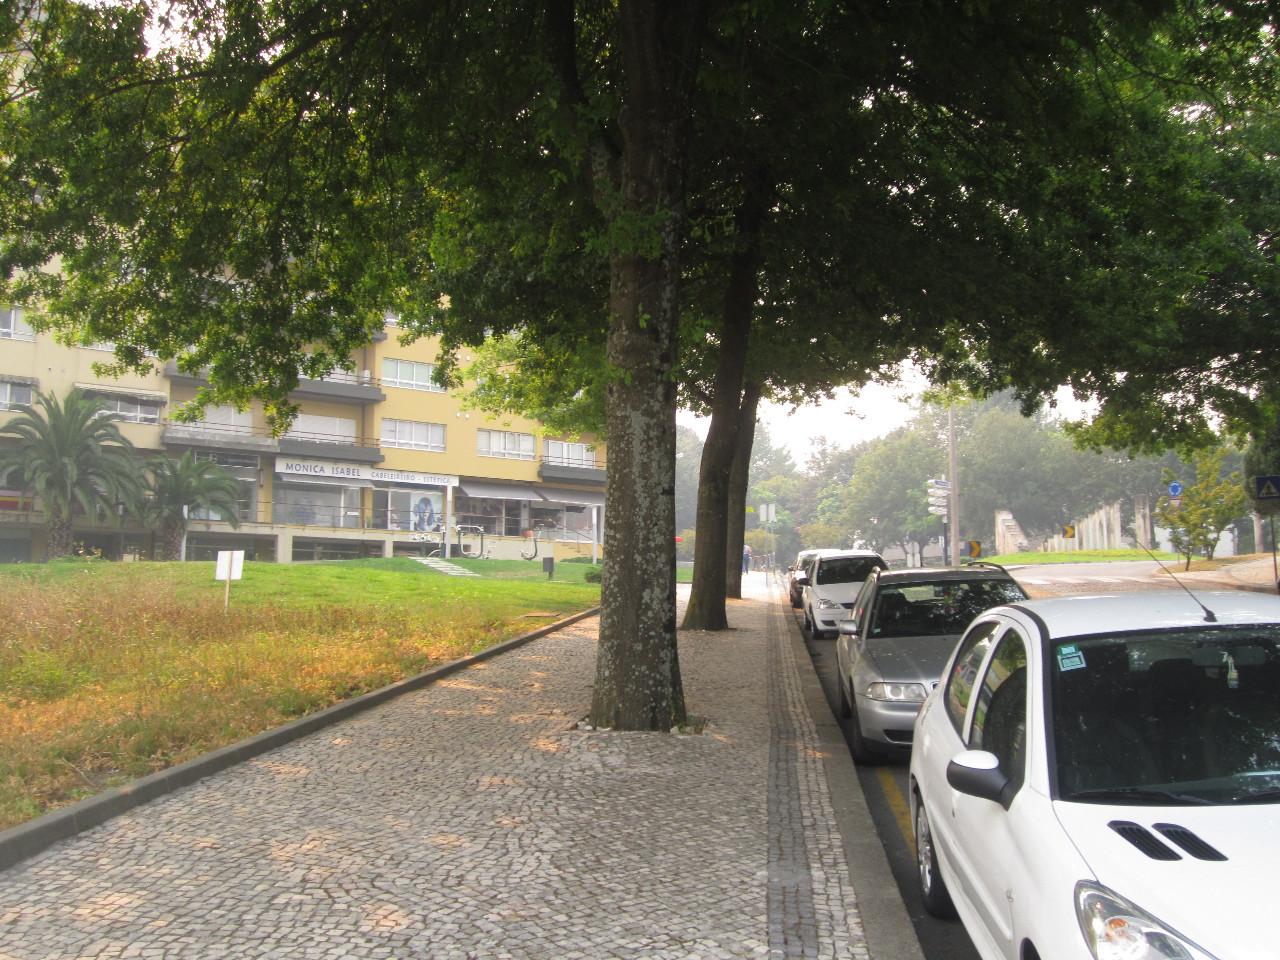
[75,382,169,402]
[458,480,540,501]
[535,487,605,507]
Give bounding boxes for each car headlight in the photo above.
[864,681,928,702]
[1076,882,1214,960]
[817,597,843,610]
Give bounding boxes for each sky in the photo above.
[678,368,929,466]
[677,369,1094,466]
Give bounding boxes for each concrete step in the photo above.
[406,556,481,577]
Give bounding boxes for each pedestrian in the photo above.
[743,543,753,573]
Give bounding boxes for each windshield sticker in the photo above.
[1057,644,1086,672]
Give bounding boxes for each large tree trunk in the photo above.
[681,177,767,630]
[724,383,761,599]
[588,0,703,731]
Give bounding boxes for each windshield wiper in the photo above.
[1230,788,1280,805]
[1063,788,1214,806]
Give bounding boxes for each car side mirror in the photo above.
[837,619,860,639]
[946,750,1013,809]
[795,574,810,587]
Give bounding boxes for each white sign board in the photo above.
[215,550,245,581]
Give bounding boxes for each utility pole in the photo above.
[948,407,960,565]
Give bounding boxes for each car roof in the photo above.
[875,565,1017,584]
[814,549,884,562]
[1002,590,1280,640]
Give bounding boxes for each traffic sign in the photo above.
[1062,524,1076,538]
[1253,475,1280,500]
[927,494,950,508]
[1168,481,1183,497]
[927,506,949,517]
[966,540,982,558]
[926,478,950,491]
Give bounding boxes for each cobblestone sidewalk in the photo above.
[0,579,875,959]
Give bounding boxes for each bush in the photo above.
[585,569,602,583]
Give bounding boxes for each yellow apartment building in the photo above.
[0,306,606,563]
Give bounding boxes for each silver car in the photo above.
[835,565,1027,762]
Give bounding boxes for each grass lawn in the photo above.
[0,557,600,830]
[982,548,1180,565]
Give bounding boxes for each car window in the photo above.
[969,629,1029,792]
[1051,624,1280,803]
[816,556,885,586]
[869,578,1027,638]
[944,621,1000,735]
[850,574,878,629]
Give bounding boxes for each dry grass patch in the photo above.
[0,559,598,829]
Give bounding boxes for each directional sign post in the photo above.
[1253,475,1280,502]
[1251,476,1280,592]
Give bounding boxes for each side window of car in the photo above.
[969,629,1029,792]
[852,574,878,631]
[943,621,1001,735]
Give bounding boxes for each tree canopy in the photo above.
[3,0,1278,726]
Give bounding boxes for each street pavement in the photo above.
[0,573,920,960]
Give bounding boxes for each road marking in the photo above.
[876,767,915,848]
[1019,578,1050,585]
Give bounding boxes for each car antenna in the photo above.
[1137,541,1217,623]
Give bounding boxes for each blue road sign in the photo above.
[1168,481,1183,497]
[1253,476,1280,500]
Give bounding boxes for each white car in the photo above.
[796,549,886,638]
[910,590,1280,960]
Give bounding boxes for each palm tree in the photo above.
[0,388,141,559]
[142,451,242,560]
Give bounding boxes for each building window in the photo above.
[194,404,254,433]
[0,306,35,341]
[382,358,447,393]
[92,394,163,424]
[478,428,535,460]
[544,439,596,468]
[272,483,363,529]
[454,494,524,536]
[190,451,259,523]
[373,488,444,531]
[381,418,446,452]
[285,413,357,443]
[0,382,32,410]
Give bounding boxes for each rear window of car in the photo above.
[869,578,1027,638]
[816,557,885,585]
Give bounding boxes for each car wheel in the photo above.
[801,610,813,637]
[915,801,958,919]
[848,704,885,765]
[837,675,852,718]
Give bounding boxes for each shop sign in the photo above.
[277,458,457,487]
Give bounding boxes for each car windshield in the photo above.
[1051,625,1280,805]
[869,579,1027,638]
[816,557,883,586]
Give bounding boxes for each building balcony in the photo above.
[291,371,386,404]
[538,457,606,486]
[164,361,386,405]
[163,422,280,454]
[278,434,383,464]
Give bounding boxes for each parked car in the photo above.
[788,548,834,608]
[909,590,1280,960]
[796,549,886,639]
[835,564,1027,761]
